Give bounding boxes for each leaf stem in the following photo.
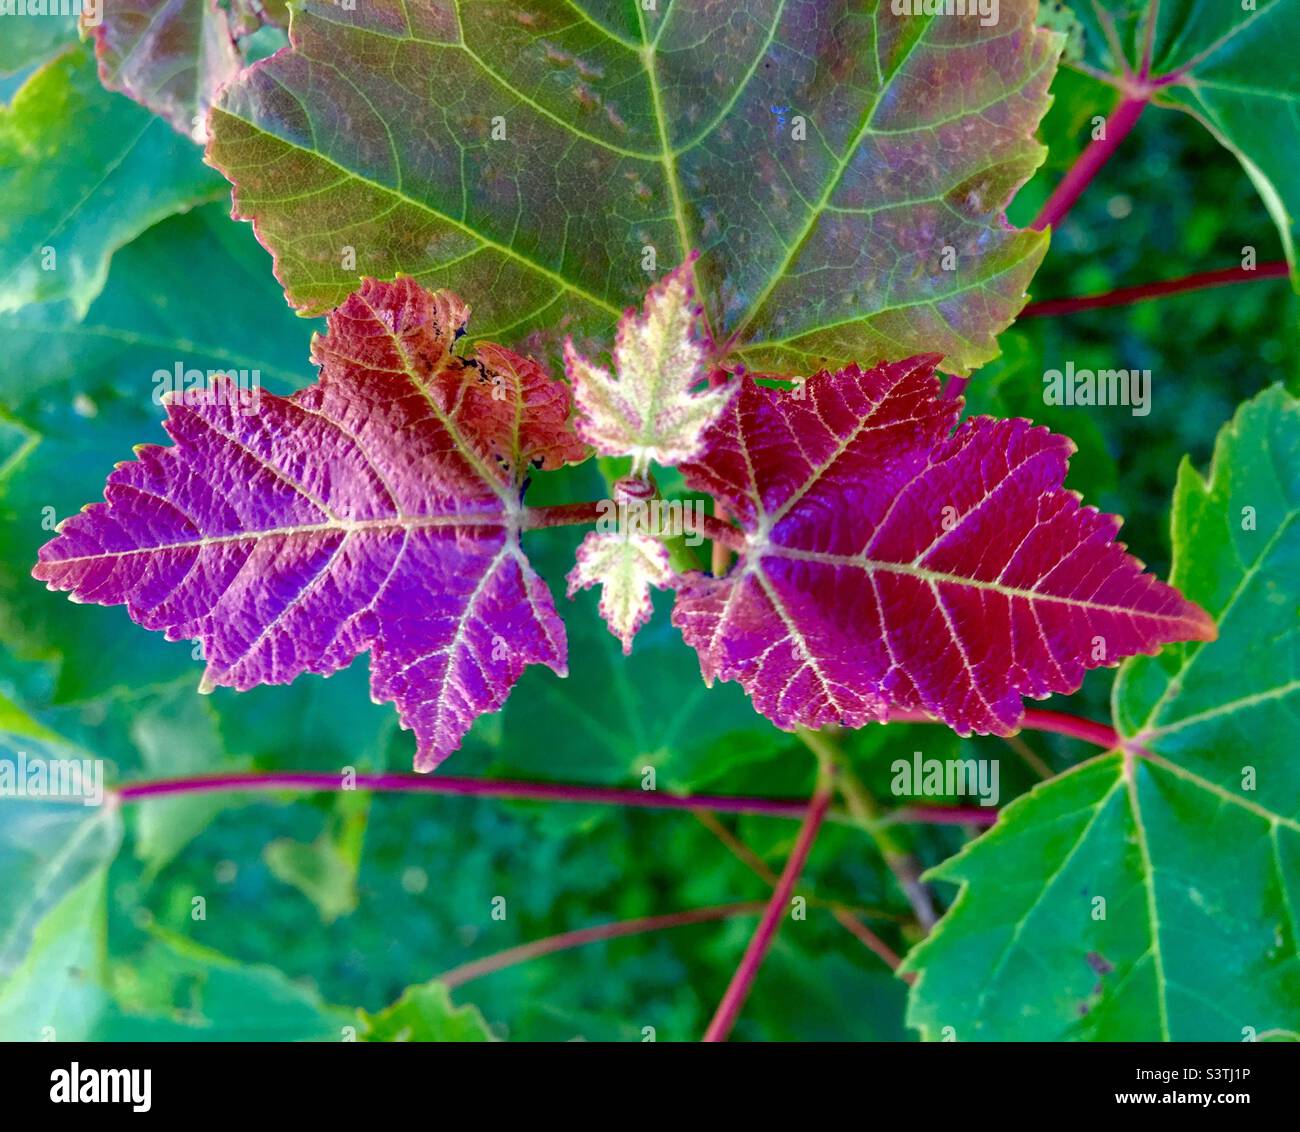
[1020,261,1289,318]
[702,770,835,1041]
[1032,94,1148,232]
[436,901,767,991]
[886,706,1118,749]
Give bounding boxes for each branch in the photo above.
[437,901,766,990]
[1021,261,1289,318]
[1032,95,1148,232]
[114,771,817,819]
[702,774,835,1041]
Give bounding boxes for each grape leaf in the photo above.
[673,358,1214,736]
[0,41,225,316]
[567,529,673,654]
[32,276,588,770]
[565,260,733,474]
[359,981,495,1041]
[206,0,1059,374]
[88,0,283,141]
[904,386,1300,1040]
[1068,0,1300,280]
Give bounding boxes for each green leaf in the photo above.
[208,0,1059,374]
[903,385,1300,1041]
[0,870,110,1041]
[0,12,76,102]
[264,793,369,924]
[359,981,496,1042]
[102,927,353,1040]
[1071,0,1300,281]
[0,42,225,316]
[130,694,251,876]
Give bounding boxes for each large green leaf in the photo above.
[208,0,1059,374]
[1070,0,1300,279]
[0,42,225,317]
[903,385,1300,1041]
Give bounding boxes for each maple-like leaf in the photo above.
[564,261,734,477]
[567,530,673,655]
[673,360,1216,736]
[32,276,588,770]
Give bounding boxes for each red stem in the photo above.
[114,771,813,819]
[702,780,834,1042]
[437,901,766,990]
[1032,96,1148,232]
[1021,261,1289,318]
[887,707,1118,750]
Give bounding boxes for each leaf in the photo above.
[104,927,352,1040]
[33,275,588,769]
[565,260,733,474]
[672,358,1214,736]
[359,981,495,1042]
[88,0,281,140]
[130,694,250,875]
[903,386,1300,1041]
[0,41,225,316]
[1070,0,1300,280]
[0,11,76,101]
[264,793,369,923]
[567,529,674,654]
[207,0,1059,374]
[0,870,110,1041]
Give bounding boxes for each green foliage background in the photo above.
[0,5,1296,1041]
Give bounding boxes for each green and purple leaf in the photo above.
[32,276,588,770]
[206,0,1060,374]
[674,359,1215,735]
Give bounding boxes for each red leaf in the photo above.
[673,359,1216,736]
[34,277,586,769]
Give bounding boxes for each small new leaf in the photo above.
[567,529,674,655]
[565,261,734,477]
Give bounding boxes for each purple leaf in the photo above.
[674,360,1216,736]
[34,277,588,769]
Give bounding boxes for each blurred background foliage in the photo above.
[1,9,1296,1041]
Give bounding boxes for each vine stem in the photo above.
[114,771,816,819]
[436,901,766,991]
[1032,95,1148,232]
[1020,261,1289,318]
[702,772,835,1042]
[109,710,1114,814]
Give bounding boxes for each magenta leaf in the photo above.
[673,360,1216,736]
[34,277,588,770]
